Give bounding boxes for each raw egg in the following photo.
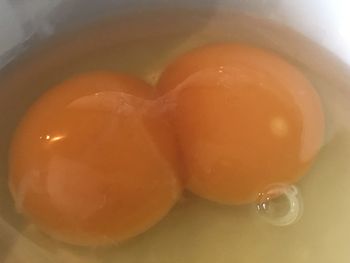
[9,71,182,246]
[157,43,324,205]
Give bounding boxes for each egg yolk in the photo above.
[9,71,182,246]
[157,43,324,205]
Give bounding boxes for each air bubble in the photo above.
[255,184,303,226]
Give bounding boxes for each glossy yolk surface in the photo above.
[157,43,324,205]
[9,71,182,246]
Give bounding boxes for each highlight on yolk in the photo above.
[9,71,182,246]
[157,43,325,205]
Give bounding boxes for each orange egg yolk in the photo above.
[9,71,182,246]
[157,43,324,205]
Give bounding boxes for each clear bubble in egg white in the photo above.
[255,184,303,226]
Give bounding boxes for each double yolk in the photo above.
[9,44,324,246]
